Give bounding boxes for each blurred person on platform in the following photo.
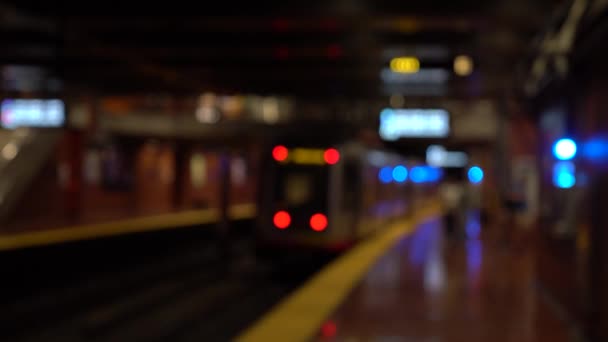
[440,180,467,238]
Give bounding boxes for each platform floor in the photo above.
[0,203,255,251]
[321,216,571,341]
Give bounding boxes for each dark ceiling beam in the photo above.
[1,40,524,65]
[63,14,540,34]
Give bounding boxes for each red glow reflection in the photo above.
[274,47,289,60]
[320,321,337,339]
[327,44,343,59]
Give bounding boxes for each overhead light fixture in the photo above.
[454,55,473,76]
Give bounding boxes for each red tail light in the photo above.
[273,211,291,229]
[272,145,289,162]
[310,213,328,231]
[324,148,340,165]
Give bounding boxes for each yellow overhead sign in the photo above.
[390,57,420,74]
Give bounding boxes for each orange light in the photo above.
[310,213,328,231]
[324,148,340,165]
[273,211,291,229]
[272,145,288,162]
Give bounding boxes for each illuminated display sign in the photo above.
[379,108,450,140]
[272,146,340,166]
[290,148,326,165]
[1,99,65,129]
[426,145,468,167]
[381,68,449,84]
[390,57,420,74]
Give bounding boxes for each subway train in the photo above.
[255,140,440,252]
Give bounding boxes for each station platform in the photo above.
[238,205,573,342]
[0,203,256,251]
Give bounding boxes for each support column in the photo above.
[218,150,232,257]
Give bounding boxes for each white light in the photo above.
[553,138,577,160]
[262,97,280,124]
[2,143,18,160]
[379,108,450,140]
[426,145,446,166]
[195,106,220,123]
[1,99,65,129]
[426,145,468,167]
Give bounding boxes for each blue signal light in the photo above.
[582,136,608,163]
[426,166,442,183]
[410,166,426,183]
[379,166,393,184]
[553,138,577,161]
[467,166,484,184]
[409,166,443,183]
[392,165,408,183]
[553,161,576,189]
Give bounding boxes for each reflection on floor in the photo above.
[321,212,571,341]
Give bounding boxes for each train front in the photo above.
[256,143,349,252]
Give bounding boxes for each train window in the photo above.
[231,157,247,185]
[190,153,207,188]
[274,164,329,213]
[342,160,360,210]
[285,174,312,205]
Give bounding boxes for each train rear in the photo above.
[256,140,413,252]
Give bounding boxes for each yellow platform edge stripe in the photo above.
[236,201,442,342]
[0,203,256,252]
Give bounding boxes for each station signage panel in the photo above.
[379,108,450,141]
[1,99,65,129]
[426,145,468,168]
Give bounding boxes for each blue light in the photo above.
[465,212,481,239]
[582,136,608,163]
[379,166,393,184]
[553,138,577,160]
[380,108,394,121]
[408,166,443,183]
[426,166,443,183]
[553,161,576,188]
[392,165,408,183]
[410,166,427,183]
[467,166,484,184]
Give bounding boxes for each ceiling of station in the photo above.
[0,0,561,98]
